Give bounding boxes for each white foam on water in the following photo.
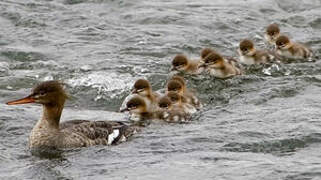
[67,71,134,98]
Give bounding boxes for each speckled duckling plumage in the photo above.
[157,96,191,123]
[167,76,202,109]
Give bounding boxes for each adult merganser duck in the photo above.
[6,81,138,149]
[275,35,313,61]
[238,39,276,65]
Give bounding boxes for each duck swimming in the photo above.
[238,39,276,65]
[264,23,281,47]
[6,81,138,150]
[200,51,242,78]
[275,35,313,61]
[167,76,202,109]
[120,79,160,112]
[157,96,191,123]
[171,54,204,74]
[120,95,155,121]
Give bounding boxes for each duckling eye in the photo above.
[242,48,247,51]
[270,32,274,36]
[174,62,181,67]
[39,91,46,96]
[160,104,168,108]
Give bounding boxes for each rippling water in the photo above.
[1,0,321,179]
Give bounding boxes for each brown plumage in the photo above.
[275,35,313,60]
[170,75,186,87]
[171,54,203,74]
[120,95,155,121]
[202,52,242,78]
[131,79,160,110]
[6,81,138,149]
[266,24,280,37]
[201,48,216,59]
[238,39,275,65]
[265,24,281,46]
[167,78,202,109]
[157,96,191,123]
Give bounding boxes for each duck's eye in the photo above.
[242,48,247,51]
[160,104,168,108]
[270,32,274,36]
[39,91,46,96]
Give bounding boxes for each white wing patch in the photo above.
[108,129,120,145]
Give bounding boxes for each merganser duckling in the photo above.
[200,52,242,78]
[157,96,190,123]
[167,77,202,109]
[201,48,216,61]
[6,81,137,150]
[120,79,160,112]
[166,91,197,114]
[171,54,203,74]
[238,39,275,65]
[120,95,154,121]
[264,24,281,47]
[275,35,313,61]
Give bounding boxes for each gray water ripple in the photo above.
[0,0,321,179]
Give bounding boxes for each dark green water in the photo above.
[1,0,321,179]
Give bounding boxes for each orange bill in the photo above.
[6,96,35,105]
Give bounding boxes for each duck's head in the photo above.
[201,48,216,59]
[131,79,152,96]
[276,35,291,50]
[200,52,224,69]
[170,75,186,87]
[171,54,189,72]
[265,24,280,42]
[6,81,68,107]
[239,39,256,56]
[121,95,147,114]
[167,91,183,105]
[167,79,184,95]
[158,96,172,110]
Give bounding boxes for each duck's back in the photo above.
[60,120,138,148]
[30,120,138,149]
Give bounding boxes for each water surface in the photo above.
[1,0,321,179]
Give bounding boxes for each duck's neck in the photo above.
[40,103,64,129]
